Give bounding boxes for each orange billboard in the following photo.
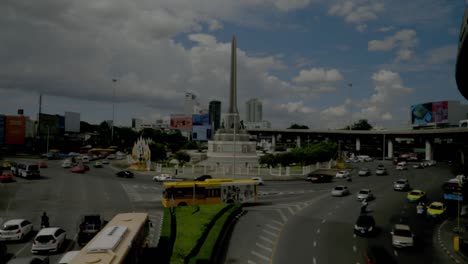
[170,115,192,131]
[5,116,26,145]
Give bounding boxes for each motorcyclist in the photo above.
[416,202,424,214]
[360,199,368,213]
[41,212,49,228]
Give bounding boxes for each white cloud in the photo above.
[368,29,418,61]
[426,44,457,64]
[208,19,223,31]
[278,101,316,114]
[321,105,347,118]
[293,68,343,83]
[377,26,395,32]
[274,0,312,11]
[328,0,385,31]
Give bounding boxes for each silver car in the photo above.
[391,224,414,248]
[331,186,350,197]
[393,179,410,191]
[357,189,374,201]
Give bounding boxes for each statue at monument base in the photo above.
[128,136,152,171]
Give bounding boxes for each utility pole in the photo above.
[37,94,42,152]
[111,79,117,144]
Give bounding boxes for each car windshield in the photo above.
[396,181,406,184]
[410,192,421,196]
[3,224,19,231]
[35,235,54,243]
[394,229,412,237]
[334,187,343,190]
[28,165,39,170]
[359,190,369,194]
[430,205,443,210]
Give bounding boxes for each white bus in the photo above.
[70,213,151,264]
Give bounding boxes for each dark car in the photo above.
[77,215,104,246]
[364,246,397,264]
[0,242,7,263]
[354,215,376,236]
[7,256,49,264]
[306,174,333,183]
[116,170,134,178]
[194,175,212,181]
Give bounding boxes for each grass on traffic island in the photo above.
[170,203,235,264]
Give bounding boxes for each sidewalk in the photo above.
[436,217,468,263]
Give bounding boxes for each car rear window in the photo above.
[397,181,406,184]
[410,191,420,195]
[334,187,343,190]
[359,190,369,194]
[430,205,442,210]
[36,235,54,243]
[28,165,39,171]
[3,224,19,230]
[394,229,412,237]
[357,216,375,226]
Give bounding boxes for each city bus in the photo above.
[162,178,258,207]
[70,212,151,264]
[443,177,467,202]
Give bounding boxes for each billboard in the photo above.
[192,114,211,141]
[170,115,192,131]
[5,116,26,145]
[65,112,80,132]
[411,101,449,126]
[39,114,61,136]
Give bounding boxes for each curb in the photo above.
[437,220,463,263]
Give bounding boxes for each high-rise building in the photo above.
[185,92,199,115]
[209,100,221,131]
[131,118,143,130]
[245,98,262,122]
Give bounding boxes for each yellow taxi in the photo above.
[406,189,426,202]
[427,202,447,217]
[93,161,103,168]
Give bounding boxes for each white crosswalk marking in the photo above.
[121,183,162,202]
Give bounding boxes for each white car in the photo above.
[397,161,407,166]
[391,224,414,248]
[356,189,374,201]
[0,219,34,241]
[153,174,173,182]
[61,160,73,168]
[251,177,264,186]
[331,186,350,197]
[335,171,350,178]
[31,227,67,253]
[396,164,407,171]
[393,179,410,191]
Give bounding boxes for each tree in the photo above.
[259,154,278,167]
[343,119,373,130]
[174,151,191,165]
[288,124,309,129]
[149,143,167,162]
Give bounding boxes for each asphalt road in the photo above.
[0,159,164,263]
[226,161,456,264]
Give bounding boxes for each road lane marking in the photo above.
[328,211,332,215]
[313,257,317,264]
[394,250,398,257]
[353,234,357,238]
[276,209,288,223]
[251,251,270,261]
[353,245,357,252]
[271,219,283,226]
[287,207,295,215]
[248,260,256,264]
[316,228,320,234]
[259,235,274,244]
[262,229,279,238]
[322,219,326,224]
[266,224,281,232]
[295,204,302,210]
[313,241,317,247]
[256,242,273,252]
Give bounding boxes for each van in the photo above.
[80,156,90,163]
[57,250,80,264]
[17,163,40,178]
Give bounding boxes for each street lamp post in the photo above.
[46,126,50,154]
[111,79,118,143]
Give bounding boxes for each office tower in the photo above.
[245,98,262,122]
[209,100,221,131]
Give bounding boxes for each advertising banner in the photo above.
[411,101,449,126]
[192,125,211,141]
[5,116,26,145]
[170,115,192,131]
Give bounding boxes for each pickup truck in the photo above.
[77,215,105,246]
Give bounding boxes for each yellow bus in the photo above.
[162,179,258,207]
[70,212,151,264]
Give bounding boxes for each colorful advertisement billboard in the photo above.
[5,116,26,145]
[170,115,192,131]
[192,114,211,141]
[411,101,449,126]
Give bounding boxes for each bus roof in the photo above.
[163,179,256,188]
[70,212,148,264]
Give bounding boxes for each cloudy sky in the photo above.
[0,0,466,129]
